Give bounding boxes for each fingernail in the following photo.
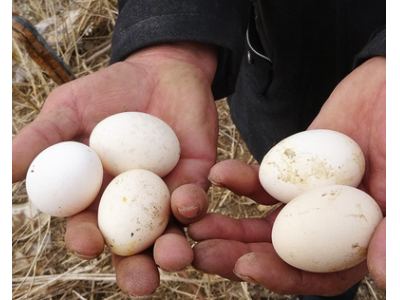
[208,176,226,188]
[233,269,259,285]
[178,205,199,218]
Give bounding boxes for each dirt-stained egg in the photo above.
[26,141,103,217]
[89,112,180,177]
[272,185,383,273]
[98,169,170,256]
[259,129,365,203]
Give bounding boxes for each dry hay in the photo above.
[12,0,386,299]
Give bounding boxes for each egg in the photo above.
[98,169,170,256]
[89,112,180,177]
[259,129,365,203]
[272,185,383,273]
[26,141,103,217]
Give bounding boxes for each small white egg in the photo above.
[26,141,103,217]
[259,129,365,203]
[89,112,180,177]
[272,185,383,273]
[98,169,170,256]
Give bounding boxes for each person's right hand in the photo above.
[12,42,219,297]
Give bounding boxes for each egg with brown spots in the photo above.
[98,169,170,256]
[271,185,383,272]
[259,129,365,203]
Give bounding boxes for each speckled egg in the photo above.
[259,129,365,203]
[98,169,170,256]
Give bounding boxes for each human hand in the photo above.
[188,56,386,295]
[309,56,386,290]
[12,42,219,296]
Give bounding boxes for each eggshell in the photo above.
[272,185,383,273]
[98,169,170,256]
[259,129,365,203]
[89,112,180,177]
[26,141,103,217]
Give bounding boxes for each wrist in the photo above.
[124,42,218,85]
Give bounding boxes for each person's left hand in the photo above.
[188,56,386,296]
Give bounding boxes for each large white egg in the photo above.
[89,112,180,177]
[98,169,170,256]
[26,141,103,217]
[272,185,383,273]
[259,129,365,203]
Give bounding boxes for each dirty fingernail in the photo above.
[233,269,259,285]
[208,176,226,188]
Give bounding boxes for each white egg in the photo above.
[259,129,365,203]
[272,185,383,273]
[98,169,170,256]
[26,141,103,217]
[89,112,180,177]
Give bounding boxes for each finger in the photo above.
[170,184,209,224]
[64,210,105,259]
[153,221,193,271]
[188,210,281,243]
[208,159,279,205]
[64,171,113,259]
[234,250,368,296]
[113,253,160,297]
[192,239,256,281]
[12,122,63,183]
[367,217,386,290]
[192,239,270,280]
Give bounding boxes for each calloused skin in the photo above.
[13,40,385,296]
[12,42,219,296]
[188,56,386,295]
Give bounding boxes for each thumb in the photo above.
[367,217,386,290]
[208,159,279,205]
[12,107,79,183]
[233,249,305,295]
[233,249,368,296]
